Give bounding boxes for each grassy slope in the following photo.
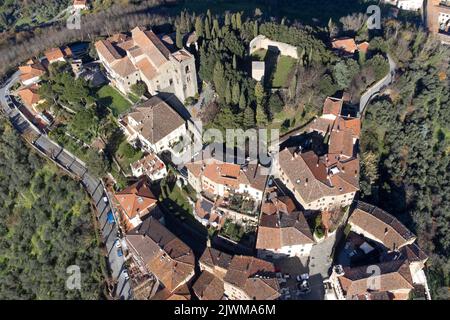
[96,85,131,117]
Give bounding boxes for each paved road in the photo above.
[359,53,396,114]
[0,75,132,300]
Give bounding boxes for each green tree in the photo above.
[254,81,265,107]
[225,12,231,26]
[204,17,211,40]
[131,81,147,97]
[213,18,221,37]
[225,81,232,105]
[239,91,247,110]
[236,12,242,30]
[268,92,284,115]
[176,26,183,49]
[207,9,212,24]
[86,149,108,178]
[256,104,268,127]
[213,61,226,98]
[243,105,256,128]
[333,59,360,89]
[254,20,259,37]
[195,16,204,38]
[232,82,240,105]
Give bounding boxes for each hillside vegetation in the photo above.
[360,22,450,300]
[0,118,104,299]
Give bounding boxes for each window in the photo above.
[169,78,173,86]
[185,65,190,73]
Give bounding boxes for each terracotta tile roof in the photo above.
[309,117,335,134]
[400,243,428,263]
[353,291,394,300]
[278,148,359,203]
[126,217,195,292]
[95,39,122,64]
[341,117,361,137]
[111,56,137,77]
[349,201,416,251]
[338,259,414,298]
[331,37,358,54]
[357,41,369,54]
[131,27,170,68]
[185,161,203,178]
[187,158,267,194]
[192,271,225,300]
[151,283,191,300]
[18,85,42,107]
[240,163,268,192]
[19,59,46,83]
[117,39,135,52]
[323,97,343,116]
[135,57,159,81]
[261,202,277,215]
[202,161,241,188]
[126,96,185,144]
[224,255,280,300]
[114,176,157,219]
[199,247,232,270]
[131,153,165,177]
[278,196,297,213]
[328,126,354,157]
[257,210,314,250]
[172,49,193,62]
[127,45,144,58]
[44,47,65,62]
[107,33,129,44]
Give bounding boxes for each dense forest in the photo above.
[0,118,104,299]
[174,9,389,135]
[359,22,450,299]
[0,0,70,31]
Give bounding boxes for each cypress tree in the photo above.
[225,81,232,105]
[232,82,240,105]
[239,91,246,110]
[243,105,255,128]
[176,27,183,49]
[225,12,231,26]
[236,12,242,30]
[195,16,204,38]
[205,17,211,39]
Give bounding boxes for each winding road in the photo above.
[0,73,133,300]
[359,53,396,114]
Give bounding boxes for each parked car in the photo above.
[115,239,122,248]
[107,211,115,224]
[117,248,123,257]
[103,196,108,203]
[122,270,129,280]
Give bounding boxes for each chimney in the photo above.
[304,177,308,187]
